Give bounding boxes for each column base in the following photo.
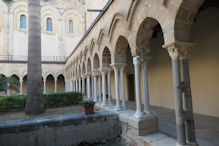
[187,142,199,146]
[122,106,128,110]
[101,102,107,106]
[134,112,145,119]
[176,143,189,146]
[108,101,114,106]
[122,113,158,136]
[114,105,122,111]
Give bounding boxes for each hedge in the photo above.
[0,92,82,112]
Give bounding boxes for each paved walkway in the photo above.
[123,101,219,146]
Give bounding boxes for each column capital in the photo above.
[19,78,23,83]
[110,63,126,69]
[99,66,112,73]
[82,74,86,79]
[140,56,152,63]
[86,72,92,77]
[92,70,101,77]
[133,56,141,65]
[163,42,194,60]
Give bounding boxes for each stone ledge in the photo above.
[0,110,118,134]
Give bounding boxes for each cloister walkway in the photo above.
[112,100,219,146]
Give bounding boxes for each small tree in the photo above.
[0,74,19,94]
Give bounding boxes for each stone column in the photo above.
[79,77,81,92]
[65,79,70,92]
[119,64,127,109]
[111,64,122,111]
[98,75,102,103]
[82,75,85,96]
[141,59,152,114]
[19,78,23,95]
[93,75,97,102]
[133,56,145,119]
[43,79,46,94]
[181,45,197,145]
[54,78,57,93]
[100,69,107,106]
[76,78,78,91]
[92,70,99,102]
[91,76,94,100]
[7,83,10,95]
[107,70,113,105]
[166,44,186,145]
[87,73,91,99]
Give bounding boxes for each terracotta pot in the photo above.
[83,105,94,115]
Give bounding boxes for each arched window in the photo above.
[20,15,26,29]
[46,18,53,32]
[69,20,73,34]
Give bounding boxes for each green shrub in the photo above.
[80,100,95,107]
[44,92,83,108]
[0,92,82,112]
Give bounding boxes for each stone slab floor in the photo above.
[124,101,219,146]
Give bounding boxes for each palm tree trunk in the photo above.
[25,0,45,115]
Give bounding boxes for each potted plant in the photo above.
[80,100,95,115]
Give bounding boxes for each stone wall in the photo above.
[0,111,120,146]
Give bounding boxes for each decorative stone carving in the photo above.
[163,42,194,60]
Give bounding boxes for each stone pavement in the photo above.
[124,101,219,146]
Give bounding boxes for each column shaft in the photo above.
[113,66,121,110]
[79,78,81,92]
[120,67,127,109]
[91,76,94,100]
[82,77,85,96]
[133,57,144,118]
[142,61,151,114]
[172,59,186,145]
[94,76,97,102]
[87,76,91,99]
[182,59,196,143]
[107,71,113,105]
[7,83,10,95]
[54,80,57,93]
[98,76,102,103]
[19,81,23,95]
[101,72,107,106]
[43,80,46,94]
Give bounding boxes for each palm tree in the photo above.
[25,0,45,115]
[0,74,19,94]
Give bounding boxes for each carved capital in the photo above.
[92,70,100,77]
[163,42,194,60]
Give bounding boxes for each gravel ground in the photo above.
[0,105,100,121]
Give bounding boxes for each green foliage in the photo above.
[3,0,13,4]
[80,99,95,107]
[44,92,83,108]
[0,74,19,94]
[0,92,82,112]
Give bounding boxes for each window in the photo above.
[20,15,26,29]
[69,20,73,34]
[46,18,53,32]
